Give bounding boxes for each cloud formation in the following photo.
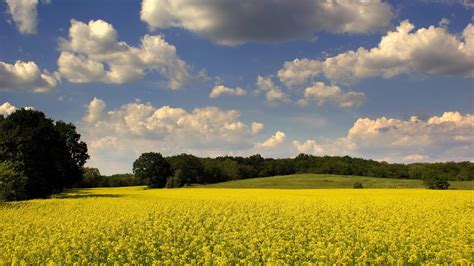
[297,82,366,108]
[278,21,474,86]
[81,98,472,174]
[82,98,265,173]
[293,112,474,162]
[140,0,392,45]
[255,76,290,103]
[0,102,17,116]
[0,60,59,92]
[250,122,264,135]
[209,84,246,98]
[256,131,286,148]
[278,59,323,88]
[58,19,191,89]
[5,0,39,34]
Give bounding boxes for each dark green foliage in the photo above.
[220,159,240,180]
[55,121,89,187]
[423,177,450,190]
[132,151,473,188]
[201,159,227,183]
[105,174,146,187]
[0,161,27,201]
[133,152,171,188]
[167,154,204,183]
[166,169,185,188]
[422,170,450,190]
[80,167,102,187]
[79,167,144,187]
[0,109,89,200]
[353,182,363,189]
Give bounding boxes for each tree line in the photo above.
[1,109,472,200]
[129,152,473,189]
[80,168,146,188]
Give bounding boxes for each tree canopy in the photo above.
[133,152,171,188]
[133,152,473,189]
[0,109,89,200]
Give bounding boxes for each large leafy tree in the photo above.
[133,152,171,188]
[167,154,204,184]
[0,109,89,200]
[55,121,89,187]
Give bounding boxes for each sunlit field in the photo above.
[0,187,472,264]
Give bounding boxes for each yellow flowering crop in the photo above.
[0,188,472,264]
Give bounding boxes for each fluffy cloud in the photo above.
[277,59,322,88]
[298,82,366,108]
[255,131,286,148]
[58,19,191,89]
[292,140,326,155]
[140,0,392,45]
[82,98,265,174]
[209,85,246,98]
[439,18,450,28]
[83,97,106,124]
[278,21,474,86]
[5,0,39,34]
[293,112,474,162]
[0,102,17,116]
[0,102,34,116]
[250,122,264,135]
[0,60,59,92]
[255,76,290,103]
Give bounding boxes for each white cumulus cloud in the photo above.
[140,0,393,45]
[277,58,322,88]
[256,131,286,148]
[81,98,265,174]
[58,19,191,89]
[209,84,246,98]
[298,82,366,108]
[0,60,59,92]
[293,112,474,162]
[255,76,290,103]
[83,97,106,124]
[5,0,38,34]
[278,21,474,86]
[0,102,17,116]
[292,139,326,155]
[250,122,264,135]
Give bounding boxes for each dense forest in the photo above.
[83,153,473,188]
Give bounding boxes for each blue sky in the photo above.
[1,0,473,174]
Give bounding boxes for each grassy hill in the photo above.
[197,174,474,189]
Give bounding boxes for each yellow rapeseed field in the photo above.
[0,187,472,264]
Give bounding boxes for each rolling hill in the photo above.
[196,174,474,189]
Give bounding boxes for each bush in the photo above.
[0,161,28,201]
[353,182,363,189]
[423,177,450,190]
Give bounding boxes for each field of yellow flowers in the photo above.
[0,187,472,264]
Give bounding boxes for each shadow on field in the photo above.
[56,194,124,199]
[0,201,30,209]
[53,189,124,199]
